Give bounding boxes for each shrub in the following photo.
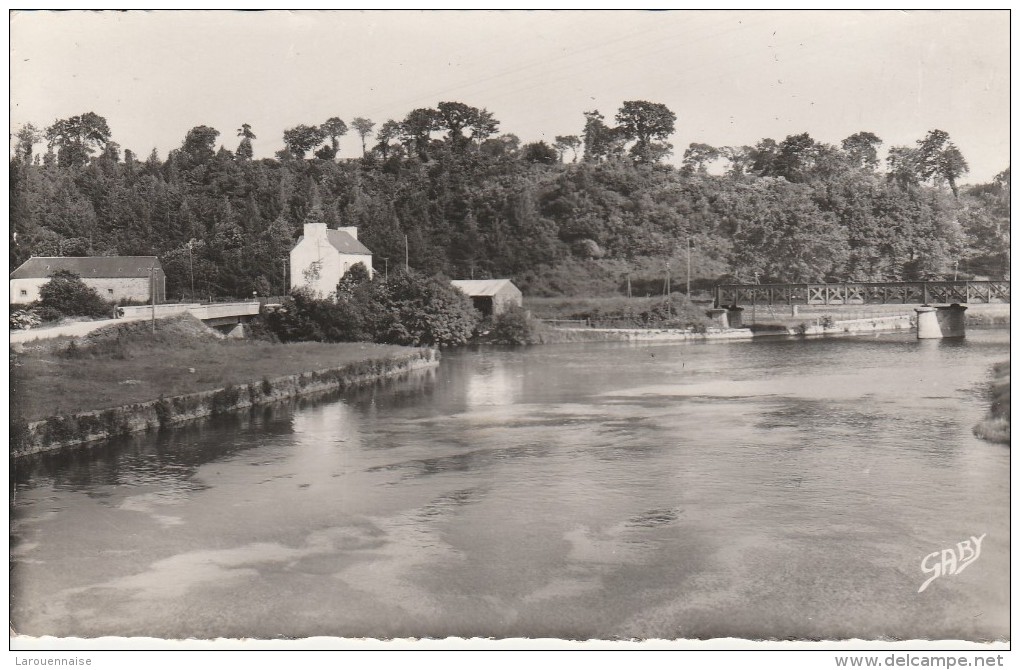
[38,269,111,318]
[491,305,536,345]
[10,310,41,330]
[263,288,369,343]
[369,270,480,347]
[31,305,64,323]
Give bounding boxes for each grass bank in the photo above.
[10,315,436,454]
[973,360,1010,445]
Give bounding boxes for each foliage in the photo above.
[37,270,112,318]
[263,288,368,343]
[9,107,1007,313]
[265,270,479,347]
[10,310,41,330]
[490,304,537,344]
[368,270,480,347]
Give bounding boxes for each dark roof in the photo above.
[10,256,163,280]
[326,229,372,255]
[294,230,373,256]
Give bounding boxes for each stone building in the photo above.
[10,256,166,305]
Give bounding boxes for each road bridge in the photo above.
[715,281,1010,308]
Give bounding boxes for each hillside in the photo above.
[10,107,1010,300]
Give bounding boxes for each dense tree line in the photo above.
[9,102,1009,302]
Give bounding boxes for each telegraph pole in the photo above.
[150,263,156,335]
[686,237,692,295]
[404,235,409,272]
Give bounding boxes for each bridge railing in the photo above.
[715,281,1010,307]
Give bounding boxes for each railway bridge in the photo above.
[714,280,1010,308]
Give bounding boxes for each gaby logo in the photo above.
[918,534,986,593]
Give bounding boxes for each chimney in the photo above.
[303,222,327,238]
[337,226,358,240]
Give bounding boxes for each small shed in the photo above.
[450,279,523,317]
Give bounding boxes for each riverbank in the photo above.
[10,315,438,456]
[973,360,1010,445]
[539,312,915,343]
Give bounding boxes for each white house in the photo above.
[290,223,373,297]
[10,256,166,305]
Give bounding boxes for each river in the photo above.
[10,329,1010,641]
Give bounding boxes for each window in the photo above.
[19,290,27,297]
[107,289,114,295]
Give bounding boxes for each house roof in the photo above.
[450,279,519,297]
[10,256,163,280]
[294,229,373,256]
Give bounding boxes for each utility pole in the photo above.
[686,237,692,295]
[404,235,409,272]
[150,263,156,335]
[187,239,195,301]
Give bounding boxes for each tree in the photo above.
[38,269,111,317]
[400,108,441,160]
[615,100,676,163]
[236,123,256,161]
[282,124,325,159]
[45,112,111,168]
[937,144,969,198]
[728,181,849,282]
[886,146,922,188]
[916,129,969,197]
[374,120,401,158]
[841,131,882,170]
[522,141,558,165]
[319,117,349,159]
[553,135,581,162]
[14,123,41,164]
[774,132,818,182]
[370,270,479,347]
[436,101,478,146]
[681,143,721,175]
[721,146,753,178]
[180,125,220,166]
[351,117,375,157]
[750,138,781,177]
[582,110,614,162]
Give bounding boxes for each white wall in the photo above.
[10,277,156,305]
[290,223,372,297]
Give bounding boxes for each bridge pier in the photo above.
[726,306,744,329]
[705,308,729,329]
[915,304,967,339]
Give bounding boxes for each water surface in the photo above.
[10,330,1010,640]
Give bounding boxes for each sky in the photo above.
[9,9,1011,183]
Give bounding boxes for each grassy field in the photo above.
[10,315,422,422]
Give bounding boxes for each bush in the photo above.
[38,269,111,318]
[369,271,480,347]
[265,271,480,348]
[10,310,41,330]
[491,305,536,345]
[263,288,369,344]
[30,305,64,324]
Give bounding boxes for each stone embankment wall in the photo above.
[12,349,439,457]
[545,314,915,344]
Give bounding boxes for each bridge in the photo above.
[120,301,263,334]
[715,280,1010,308]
